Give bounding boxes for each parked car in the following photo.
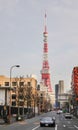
[64,113,73,119]
[16,115,23,121]
[57,110,63,114]
[40,117,55,127]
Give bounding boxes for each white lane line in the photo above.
[74,125,78,129]
[63,125,66,127]
[55,124,57,130]
[32,125,40,130]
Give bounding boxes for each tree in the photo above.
[15,76,25,117]
[14,77,37,118]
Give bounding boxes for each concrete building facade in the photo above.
[58,80,64,94]
[0,75,37,108]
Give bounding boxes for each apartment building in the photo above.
[0,75,37,108]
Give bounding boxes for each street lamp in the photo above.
[10,65,20,88]
[8,65,20,123]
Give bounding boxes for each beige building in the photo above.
[0,75,55,114]
[0,75,37,108]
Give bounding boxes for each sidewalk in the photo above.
[0,118,5,125]
[0,113,43,125]
[0,116,16,125]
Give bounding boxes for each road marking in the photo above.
[32,125,40,130]
[63,125,66,127]
[74,125,78,129]
[55,124,57,130]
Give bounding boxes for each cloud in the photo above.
[0,0,16,10]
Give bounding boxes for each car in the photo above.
[57,110,63,114]
[16,115,23,121]
[40,117,55,127]
[64,113,73,119]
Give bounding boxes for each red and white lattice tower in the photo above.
[41,13,52,92]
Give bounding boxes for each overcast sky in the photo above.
[0,0,78,92]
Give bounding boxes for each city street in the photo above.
[0,1,78,130]
[0,111,78,130]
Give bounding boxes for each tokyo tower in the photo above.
[41,13,52,92]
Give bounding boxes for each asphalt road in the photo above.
[0,111,78,130]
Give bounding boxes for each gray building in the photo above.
[55,80,64,109]
[58,80,64,94]
[55,84,59,108]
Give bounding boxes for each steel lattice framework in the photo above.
[41,14,52,92]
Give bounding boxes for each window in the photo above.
[19,95,23,99]
[19,82,24,86]
[37,84,40,90]
[12,82,17,86]
[12,94,16,99]
[27,82,31,86]
[41,93,43,97]
[12,101,16,106]
[5,82,9,86]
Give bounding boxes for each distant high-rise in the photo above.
[58,80,64,94]
[55,80,64,108]
[55,84,59,108]
[41,13,52,92]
